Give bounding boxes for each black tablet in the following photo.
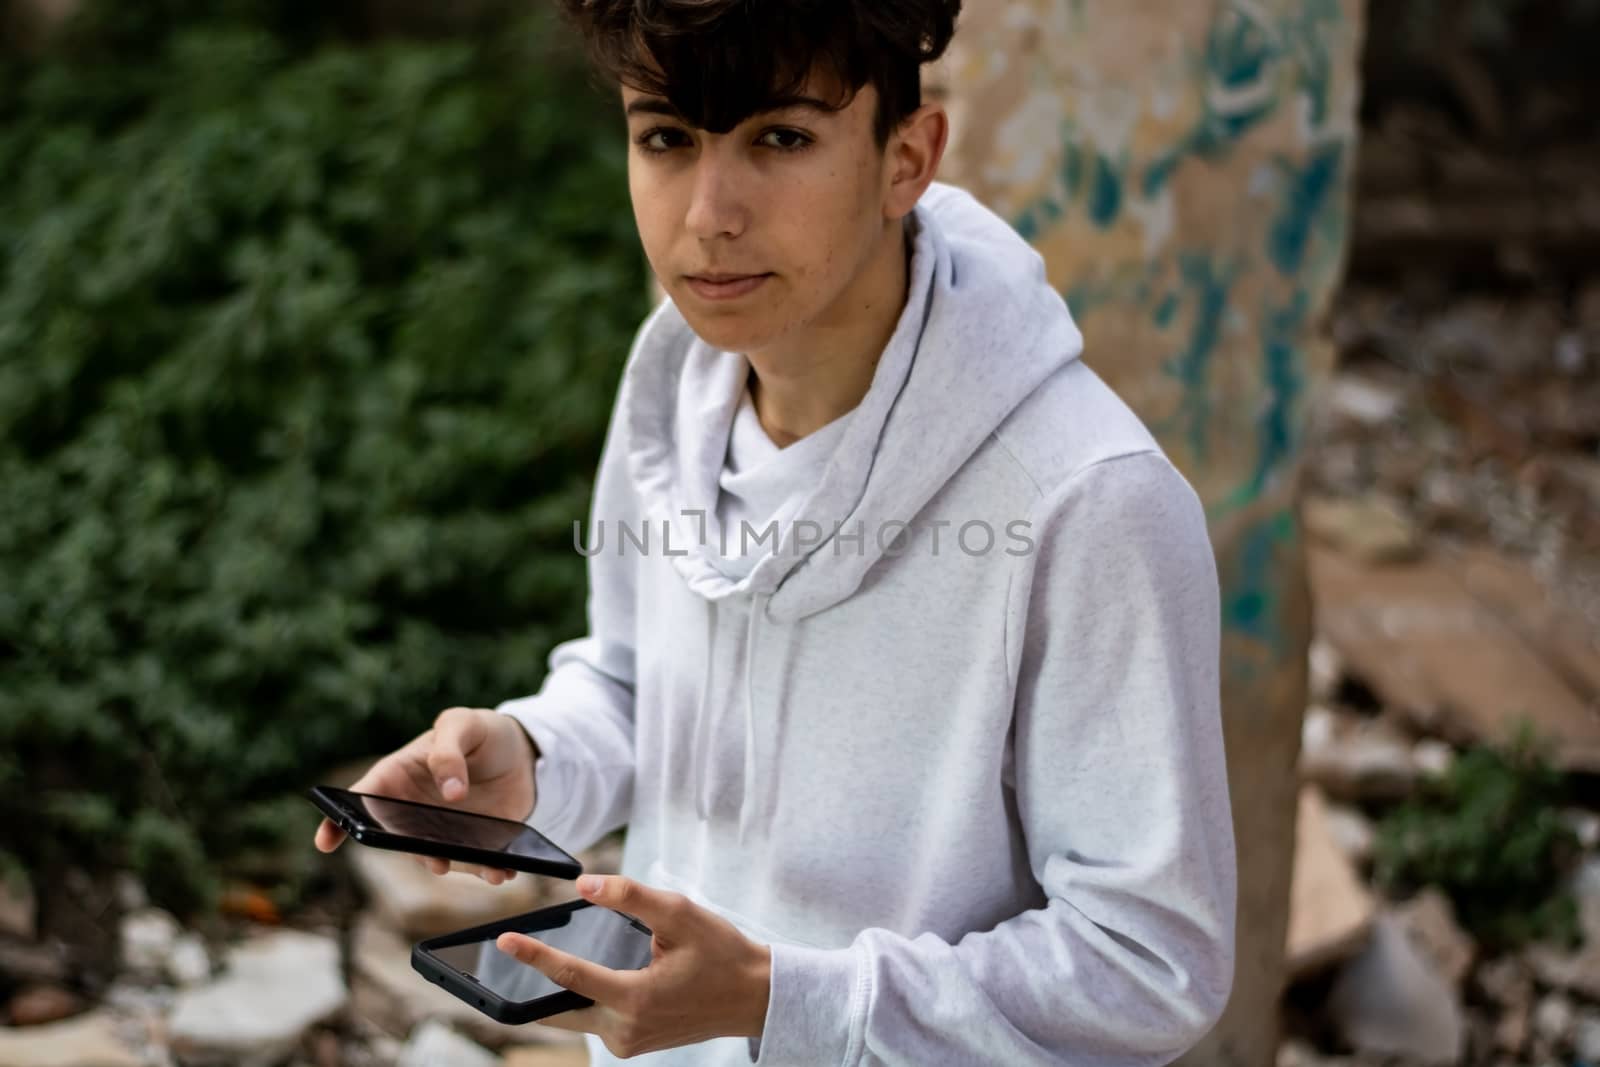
[307,784,582,879]
[412,899,655,1023]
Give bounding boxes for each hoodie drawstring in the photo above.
[691,590,772,832]
[692,597,719,821]
[736,592,765,843]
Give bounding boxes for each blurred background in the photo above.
[0,2,1597,1066]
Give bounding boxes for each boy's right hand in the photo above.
[313,706,539,886]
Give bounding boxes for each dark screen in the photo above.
[328,788,574,867]
[431,905,654,1003]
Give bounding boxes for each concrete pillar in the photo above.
[932,4,1366,1064]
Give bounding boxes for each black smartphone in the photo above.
[412,899,655,1023]
[307,784,582,879]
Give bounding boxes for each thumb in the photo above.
[578,875,689,936]
[427,707,485,802]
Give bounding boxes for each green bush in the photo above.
[0,3,646,918]
[1374,729,1581,949]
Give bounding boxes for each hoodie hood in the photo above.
[618,180,1084,624]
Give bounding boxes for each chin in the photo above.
[671,297,781,354]
[681,316,776,355]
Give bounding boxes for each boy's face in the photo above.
[622,67,907,358]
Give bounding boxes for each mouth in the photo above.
[684,273,773,301]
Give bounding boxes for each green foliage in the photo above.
[1374,729,1581,949]
[0,3,646,916]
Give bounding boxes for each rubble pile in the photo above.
[0,838,621,1066]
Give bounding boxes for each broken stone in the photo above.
[1533,992,1574,1047]
[1300,705,1418,801]
[1328,913,1465,1066]
[167,934,211,987]
[1410,738,1455,779]
[348,845,549,941]
[1308,637,1343,705]
[1522,855,1600,1005]
[1474,954,1534,1010]
[169,929,347,1067]
[1286,786,1377,977]
[1303,494,1421,564]
[307,1027,341,1067]
[1309,546,1600,772]
[1322,802,1376,865]
[1446,546,1600,704]
[1421,297,1566,378]
[396,1020,500,1067]
[350,914,535,1050]
[0,879,34,941]
[101,978,175,1018]
[120,908,180,977]
[1575,1010,1600,1063]
[99,977,173,1066]
[1416,468,1482,537]
[112,874,147,914]
[1525,940,1600,1002]
[0,1011,144,1067]
[1555,330,1586,374]
[1495,1001,1529,1057]
[367,1035,404,1066]
[5,984,85,1027]
[1273,1039,1319,1067]
[1394,889,1475,987]
[1329,372,1405,427]
[0,939,68,987]
[1574,856,1600,942]
[503,1046,592,1067]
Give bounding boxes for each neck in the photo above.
[745,216,911,448]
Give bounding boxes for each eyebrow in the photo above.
[623,94,839,121]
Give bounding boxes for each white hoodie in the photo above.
[497,181,1235,1066]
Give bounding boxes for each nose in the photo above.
[683,149,748,241]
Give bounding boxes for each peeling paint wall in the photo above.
[932,4,1366,1064]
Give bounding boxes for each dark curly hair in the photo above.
[555,0,962,148]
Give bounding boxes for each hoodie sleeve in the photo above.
[753,451,1236,1067]
[494,362,643,857]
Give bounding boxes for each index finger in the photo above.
[495,932,638,1006]
[314,817,346,853]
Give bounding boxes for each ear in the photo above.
[882,102,949,220]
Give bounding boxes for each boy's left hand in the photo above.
[495,875,772,1059]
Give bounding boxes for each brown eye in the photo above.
[758,128,814,153]
[635,128,689,154]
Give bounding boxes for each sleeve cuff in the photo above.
[751,942,868,1066]
[494,695,571,833]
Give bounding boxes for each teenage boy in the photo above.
[316,2,1236,1063]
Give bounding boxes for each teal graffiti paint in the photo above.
[1210,291,1311,518]
[1222,508,1297,654]
[1141,7,1283,199]
[1143,153,1180,199]
[1212,7,1274,88]
[1282,0,1343,125]
[1158,254,1236,461]
[1154,292,1180,329]
[1013,209,1040,243]
[1059,262,1166,324]
[1268,143,1344,276]
[1062,139,1085,199]
[1251,290,1308,494]
[1088,153,1123,227]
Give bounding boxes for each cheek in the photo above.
[780,173,866,275]
[628,179,674,274]
[785,195,875,294]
